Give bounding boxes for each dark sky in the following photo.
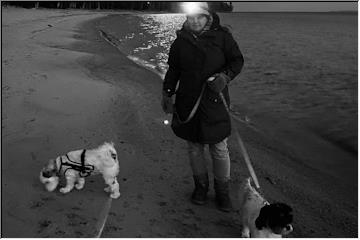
[232,1,358,12]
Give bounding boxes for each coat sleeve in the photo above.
[163,39,181,96]
[222,32,244,80]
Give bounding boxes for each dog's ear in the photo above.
[43,159,58,175]
[267,203,293,234]
[281,224,293,235]
[255,204,271,230]
[46,158,56,168]
[104,141,114,147]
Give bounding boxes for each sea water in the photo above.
[97,12,357,152]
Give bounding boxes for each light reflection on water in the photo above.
[128,14,185,76]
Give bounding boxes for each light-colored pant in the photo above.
[187,138,230,181]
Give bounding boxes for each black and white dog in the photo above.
[39,142,120,199]
[241,178,293,238]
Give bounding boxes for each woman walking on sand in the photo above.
[161,2,244,212]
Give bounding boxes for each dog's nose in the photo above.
[42,171,53,178]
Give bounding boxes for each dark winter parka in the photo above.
[163,13,244,144]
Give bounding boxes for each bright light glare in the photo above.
[182,2,202,15]
[163,119,170,125]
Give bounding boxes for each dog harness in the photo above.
[59,149,95,177]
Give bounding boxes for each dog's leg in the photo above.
[241,225,250,238]
[60,175,76,194]
[111,178,120,199]
[104,185,111,193]
[241,205,251,238]
[103,176,120,199]
[75,177,85,190]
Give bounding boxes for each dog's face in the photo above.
[39,158,60,192]
[255,202,293,236]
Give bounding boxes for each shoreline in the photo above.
[2,8,357,237]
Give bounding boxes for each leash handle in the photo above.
[219,92,261,189]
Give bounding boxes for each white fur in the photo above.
[39,172,59,192]
[39,142,120,199]
[240,178,293,238]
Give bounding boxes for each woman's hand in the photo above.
[207,72,231,93]
[161,91,174,114]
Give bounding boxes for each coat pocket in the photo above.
[199,89,229,124]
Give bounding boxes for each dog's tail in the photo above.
[244,177,252,191]
[239,177,252,205]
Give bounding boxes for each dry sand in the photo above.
[2,7,357,237]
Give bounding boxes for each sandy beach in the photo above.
[2,7,357,237]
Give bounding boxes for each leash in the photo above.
[218,92,261,189]
[173,83,206,124]
[94,197,113,238]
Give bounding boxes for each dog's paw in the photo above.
[241,230,250,238]
[59,187,71,194]
[104,186,111,193]
[110,191,120,199]
[75,183,84,190]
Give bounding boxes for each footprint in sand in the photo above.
[66,213,88,226]
[55,228,66,237]
[30,200,44,209]
[26,88,36,96]
[3,59,11,66]
[40,195,55,201]
[74,231,84,237]
[137,193,144,200]
[105,225,123,232]
[158,201,167,207]
[71,206,82,211]
[2,85,10,91]
[149,218,158,226]
[123,201,130,208]
[38,219,52,233]
[31,73,48,82]
[185,208,195,215]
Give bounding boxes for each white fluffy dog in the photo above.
[241,178,293,238]
[39,142,120,199]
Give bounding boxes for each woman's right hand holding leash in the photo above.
[207,72,231,93]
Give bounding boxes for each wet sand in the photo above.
[2,7,357,237]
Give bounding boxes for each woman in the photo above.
[161,2,244,212]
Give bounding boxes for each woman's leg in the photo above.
[187,141,207,175]
[187,141,209,205]
[209,138,232,212]
[209,138,230,181]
